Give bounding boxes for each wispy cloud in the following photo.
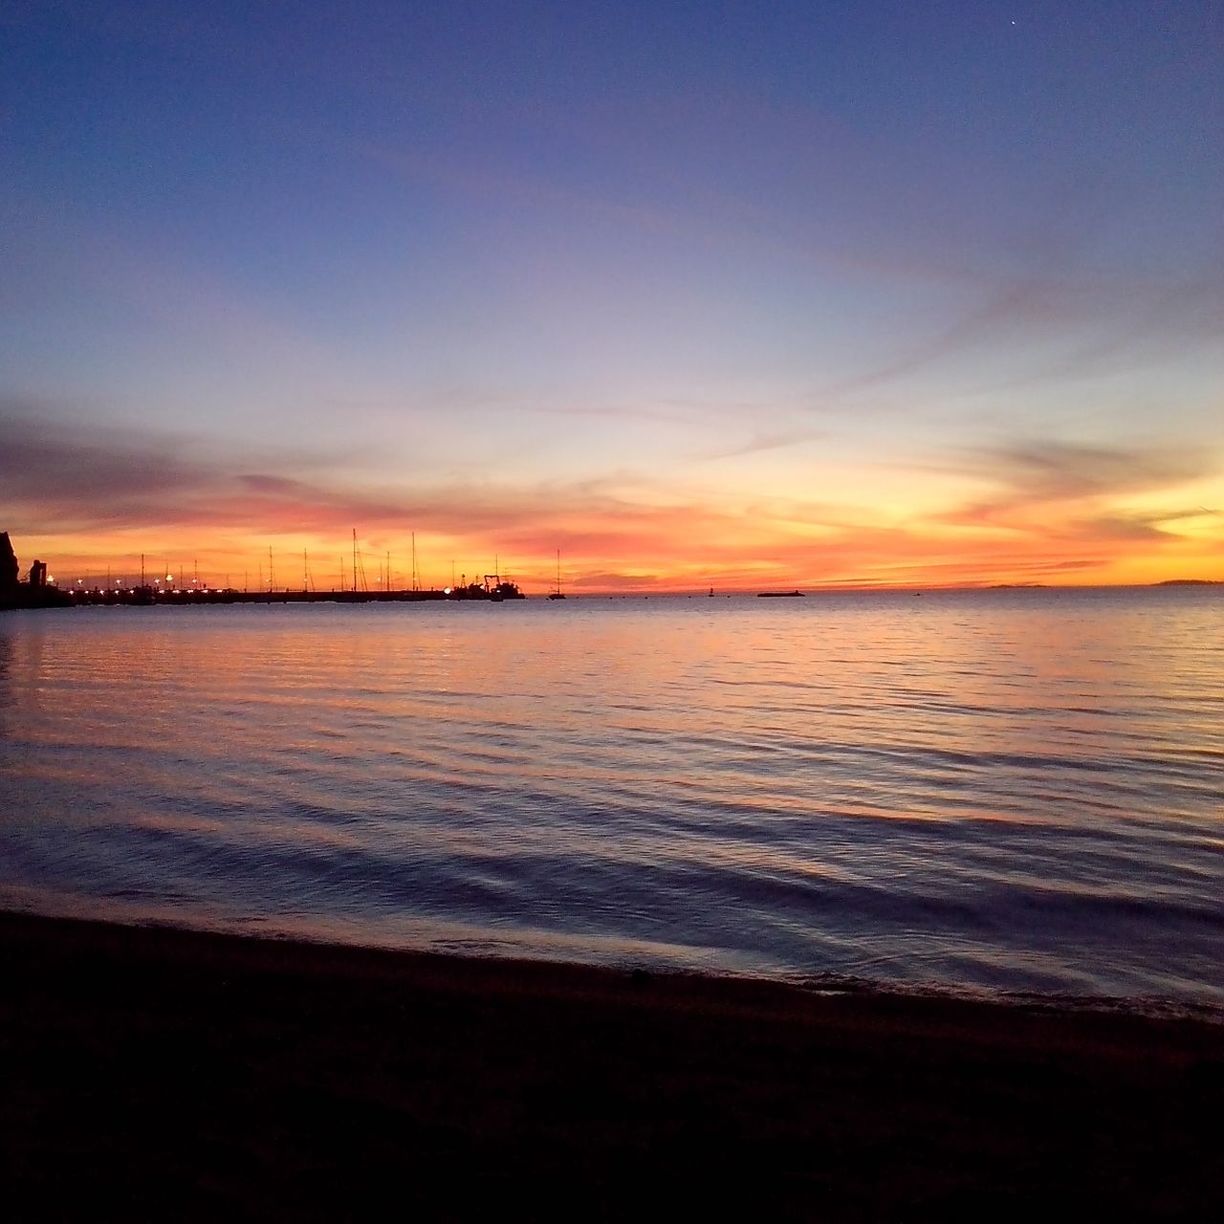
[696,426,824,461]
[920,438,1224,572]
[819,283,1052,399]
[946,439,1215,515]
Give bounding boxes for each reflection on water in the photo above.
[0,626,11,737]
[0,589,1221,1003]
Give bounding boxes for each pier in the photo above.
[60,584,524,607]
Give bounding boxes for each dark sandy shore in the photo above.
[2,911,1220,1220]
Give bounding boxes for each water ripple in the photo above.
[1,588,1221,1003]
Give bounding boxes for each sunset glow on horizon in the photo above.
[4,2,1222,593]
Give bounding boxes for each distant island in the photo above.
[1153,579,1220,586]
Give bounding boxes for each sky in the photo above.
[2,1,1222,592]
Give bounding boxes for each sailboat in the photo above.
[548,549,566,600]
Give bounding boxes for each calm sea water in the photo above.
[1,589,1221,1006]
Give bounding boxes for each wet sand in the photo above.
[2,911,1220,1220]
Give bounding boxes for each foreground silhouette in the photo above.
[1,912,1220,1220]
[0,532,17,607]
[0,533,70,610]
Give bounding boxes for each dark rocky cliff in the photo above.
[0,532,19,609]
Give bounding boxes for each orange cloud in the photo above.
[4,408,1221,593]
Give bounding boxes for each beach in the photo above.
[2,911,1220,1220]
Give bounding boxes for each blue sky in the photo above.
[3,1,1222,588]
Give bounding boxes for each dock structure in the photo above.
[2,530,529,608]
[60,585,524,607]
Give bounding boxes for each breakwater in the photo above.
[60,585,524,607]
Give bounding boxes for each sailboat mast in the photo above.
[548,548,566,599]
[352,529,357,594]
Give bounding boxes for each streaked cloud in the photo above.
[938,439,1217,521]
[8,403,1221,592]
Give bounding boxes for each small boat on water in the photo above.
[757,590,805,598]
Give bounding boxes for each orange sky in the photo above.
[11,446,1222,594]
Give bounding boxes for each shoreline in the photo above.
[9,894,1221,1019]
[4,578,1221,612]
[3,910,1221,1217]
[7,895,1223,1023]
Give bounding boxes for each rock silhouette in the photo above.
[0,533,19,609]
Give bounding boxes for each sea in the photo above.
[1,588,1221,1010]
